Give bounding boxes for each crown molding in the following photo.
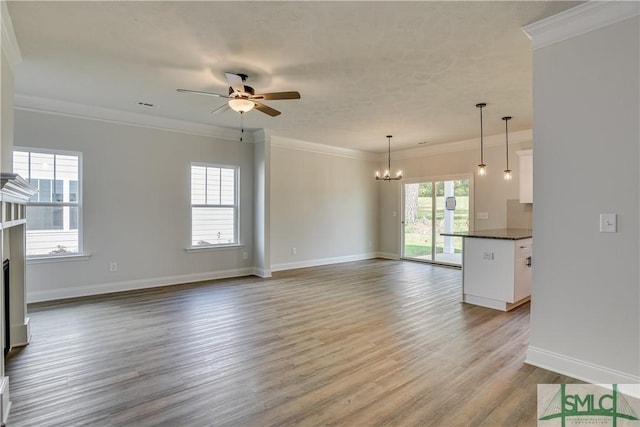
[1,1,22,67]
[392,129,532,161]
[522,1,639,50]
[271,135,378,161]
[270,129,532,163]
[14,94,251,143]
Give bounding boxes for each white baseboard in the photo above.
[27,268,256,303]
[252,267,272,278]
[10,317,30,347]
[526,345,640,389]
[271,253,378,272]
[376,252,400,260]
[0,377,10,426]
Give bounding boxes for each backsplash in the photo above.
[507,199,532,229]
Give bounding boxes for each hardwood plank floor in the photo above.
[6,259,577,426]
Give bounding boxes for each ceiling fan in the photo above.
[177,72,301,117]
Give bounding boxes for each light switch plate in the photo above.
[599,213,617,233]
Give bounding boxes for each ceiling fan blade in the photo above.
[225,72,245,95]
[253,102,281,117]
[177,88,229,98]
[252,91,301,101]
[211,104,230,115]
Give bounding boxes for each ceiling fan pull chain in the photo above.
[240,111,244,142]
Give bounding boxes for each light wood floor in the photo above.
[6,259,577,426]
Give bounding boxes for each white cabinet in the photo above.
[517,149,533,203]
[462,237,532,311]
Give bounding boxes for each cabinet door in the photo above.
[514,239,532,301]
[518,150,533,203]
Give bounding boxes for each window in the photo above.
[191,164,238,247]
[13,149,82,257]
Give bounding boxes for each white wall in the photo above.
[526,7,639,383]
[14,109,256,302]
[378,138,531,257]
[270,139,378,270]
[253,130,270,277]
[0,46,14,404]
[0,50,13,172]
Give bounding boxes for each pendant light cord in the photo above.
[480,106,484,164]
[505,118,509,169]
[387,136,391,172]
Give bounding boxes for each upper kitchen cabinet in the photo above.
[517,150,533,203]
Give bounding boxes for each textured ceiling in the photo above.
[7,1,580,153]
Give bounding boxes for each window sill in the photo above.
[27,253,92,264]
[185,244,244,253]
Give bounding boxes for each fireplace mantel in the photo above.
[0,173,37,230]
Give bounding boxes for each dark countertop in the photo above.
[440,228,532,240]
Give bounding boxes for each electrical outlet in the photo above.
[291,247,297,255]
[242,252,248,260]
[477,212,489,220]
[109,262,118,272]
[599,213,617,233]
[482,252,494,260]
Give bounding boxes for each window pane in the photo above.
[56,155,78,179]
[25,206,79,255]
[192,207,235,245]
[220,168,235,205]
[13,151,29,178]
[30,153,54,181]
[26,205,63,230]
[36,179,53,203]
[69,206,78,230]
[191,166,206,205]
[206,167,221,205]
[54,179,64,202]
[69,180,78,202]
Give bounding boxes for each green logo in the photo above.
[539,384,639,426]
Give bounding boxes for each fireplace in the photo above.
[0,173,37,423]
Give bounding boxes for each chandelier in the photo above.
[375,135,402,181]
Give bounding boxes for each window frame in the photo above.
[189,162,240,249]
[13,147,85,259]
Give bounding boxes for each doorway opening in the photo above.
[402,176,471,266]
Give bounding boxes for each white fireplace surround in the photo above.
[0,173,37,422]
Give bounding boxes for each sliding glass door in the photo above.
[402,176,471,266]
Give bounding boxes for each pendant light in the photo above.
[502,116,512,180]
[476,103,487,176]
[375,135,402,181]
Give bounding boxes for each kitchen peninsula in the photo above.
[441,229,532,311]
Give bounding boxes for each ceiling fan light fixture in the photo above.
[228,97,255,113]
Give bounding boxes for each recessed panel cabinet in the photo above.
[517,149,533,203]
[462,237,532,311]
